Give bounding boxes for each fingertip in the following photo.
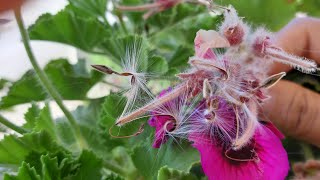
[261,80,320,146]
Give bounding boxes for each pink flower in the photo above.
[148,88,176,148]
[194,30,229,59]
[148,114,175,148]
[190,122,289,180]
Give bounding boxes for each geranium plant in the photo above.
[0,0,319,180]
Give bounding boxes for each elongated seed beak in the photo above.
[91,65,115,74]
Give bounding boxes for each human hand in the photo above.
[261,17,320,146]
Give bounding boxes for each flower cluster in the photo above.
[93,5,318,180]
[142,6,317,179]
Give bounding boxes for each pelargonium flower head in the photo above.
[190,121,289,180]
[189,96,237,145]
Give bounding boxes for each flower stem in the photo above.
[0,114,28,134]
[14,8,87,149]
[301,142,314,160]
[103,161,127,176]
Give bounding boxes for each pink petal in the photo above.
[194,30,230,59]
[190,123,289,180]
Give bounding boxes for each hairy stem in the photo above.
[0,114,28,134]
[14,8,87,149]
[103,161,127,176]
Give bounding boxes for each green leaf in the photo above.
[72,150,103,180]
[0,78,9,90]
[157,166,197,180]
[55,99,111,156]
[33,105,56,139]
[24,150,80,179]
[29,5,111,53]
[23,103,56,140]
[4,162,40,180]
[68,0,108,18]
[147,56,168,75]
[23,103,41,130]
[104,173,125,180]
[131,138,199,179]
[99,35,148,66]
[40,155,60,180]
[5,150,101,180]
[0,59,102,109]
[295,0,320,17]
[149,14,221,52]
[112,147,137,177]
[0,131,59,165]
[147,4,206,32]
[219,0,296,30]
[99,93,154,150]
[167,45,193,73]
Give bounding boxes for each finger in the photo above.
[261,80,320,146]
[269,17,320,74]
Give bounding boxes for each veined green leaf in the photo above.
[0,131,59,165]
[157,166,197,180]
[68,0,108,19]
[4,150,102,180]
[4,162,40,180]
[0,59,102,109]
[131,138,199,179]
[72,150,103,180]
[29,5,111,53]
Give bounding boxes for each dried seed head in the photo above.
[251,28,318,73]
[251,28,273,57]
[219,6,248,46]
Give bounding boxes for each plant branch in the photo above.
[0,114,28,135]
[103,161,127,177]
[14,7,87,149]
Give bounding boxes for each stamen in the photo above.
[235,106,240,141]
[232,104,257,149]
[203,79,213,99]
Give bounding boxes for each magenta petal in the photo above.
[149,115,174,148]
[191,123,289,180]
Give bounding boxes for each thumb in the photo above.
[261,80,320,146]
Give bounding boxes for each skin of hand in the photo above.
[261,17,320,146]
